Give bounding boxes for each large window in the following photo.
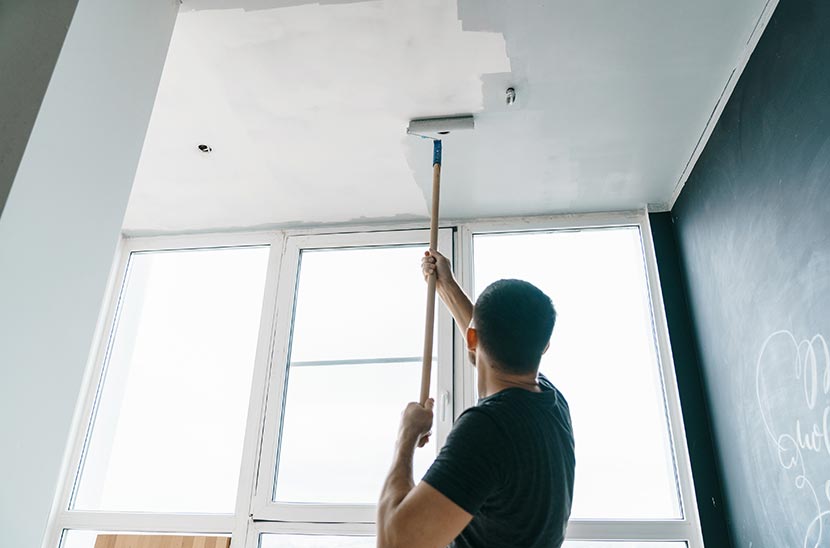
[274,244,438,504]
[72,246,270,514]
[466,219,700,545]
[253,229,454,524]
[48,214,702,548]
[474,228,679,520]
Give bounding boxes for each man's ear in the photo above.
[541,340,551,355]
[466,327,478,350]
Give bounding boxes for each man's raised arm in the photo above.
[421,250,474,349]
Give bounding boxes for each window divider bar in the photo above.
[289,356,433,367]
[248,520,375,540]
[565,518,697,542]
[54,510,236,535]
[246,515,698,541]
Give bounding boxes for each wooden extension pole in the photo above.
[420,140,442,405]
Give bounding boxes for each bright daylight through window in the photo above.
[473,227,681,520]
[275,244,437,504]
[71,247,270,514]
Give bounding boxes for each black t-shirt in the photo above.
[422,373,575,548]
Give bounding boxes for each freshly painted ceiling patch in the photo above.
[125,0,510,233]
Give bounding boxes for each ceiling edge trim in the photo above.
[120,210,648,239]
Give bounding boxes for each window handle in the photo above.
[441,390,451,422]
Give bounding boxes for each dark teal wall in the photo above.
[669,1,830,545]
[650,212,732,547]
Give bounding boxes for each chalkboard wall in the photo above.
[672,1,830,546]
[650,212,732,547]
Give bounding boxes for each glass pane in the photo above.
[60,531,230,548]
[276,361,434,503]
[260,535,374,548]
[73,246,270,513]
[473,228,681,519]
[290,246,428,362]
[275,244,436,503]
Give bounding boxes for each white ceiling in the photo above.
[124,0,766,234]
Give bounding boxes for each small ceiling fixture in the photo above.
[505,87,516,106]
[197,144,212,153]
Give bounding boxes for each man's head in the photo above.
[467,279,556,374]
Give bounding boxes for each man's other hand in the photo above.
[400,399,434,448]
[422,250,452,288]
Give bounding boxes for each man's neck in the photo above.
[480,367,541,398]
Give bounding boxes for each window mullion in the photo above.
[453,224,477,417]
[251,236,300,517]
[434,227,456,450]
[640,213,705,548]
[230,234,285,548]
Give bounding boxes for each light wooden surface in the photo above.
[420,160,441,405]
[93,535,231,548]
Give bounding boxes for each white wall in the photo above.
[0,1,178,546]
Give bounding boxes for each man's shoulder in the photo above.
[472,374,572,436]
[536,371,559,393]
[537,372,570,408]
[456,403,505,431]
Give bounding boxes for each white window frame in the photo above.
[44,231,284,548]
[45,211,703,548]
[456,211,704,547]
[251,228,455,524]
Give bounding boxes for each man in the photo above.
[377,250,575,548]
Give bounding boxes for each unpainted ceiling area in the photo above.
[124,0,767,234]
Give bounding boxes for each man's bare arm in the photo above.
[377,400,472,548]
[422,250,474,349]
[378,400,434,543]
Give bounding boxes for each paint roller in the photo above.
[407,114,475,405]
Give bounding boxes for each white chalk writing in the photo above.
[757,330,830,548]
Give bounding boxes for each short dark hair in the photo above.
[472,279,556,373]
